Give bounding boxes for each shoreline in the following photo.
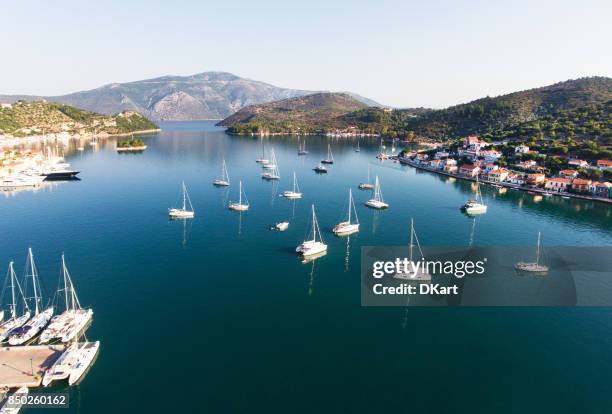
[0,128,161,148]
[398,157,612,205]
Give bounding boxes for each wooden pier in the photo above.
[0,345,65,388]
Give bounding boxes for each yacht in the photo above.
[333,189,360,235]
[365,176,389,209]
[39,255,93,344]
[255,140,269,164]
[296,205,328,257]
[168,182,195,219]
[228,181,249,211]
[313,164,328,173]
[462,175,487,215]
[358,166,374,190]
[282,172,302,199]
[297,138,308,155]
[515,232,549,273]
[0,262,31,342]
[0,174,44,189]
[212,159,230,187]
[261,149,280,180]
[275,222,289,231]
[321,144,334,164]
[7,249,54,346]
[394,218,432,281]
[68,341,100,385]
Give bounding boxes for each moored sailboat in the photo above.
[296,205,327,257]
[7,248,54,346]
[298,138,308,155]
[213,159,230,186]
[358,166,374,190]
[394,218,431,281]
[515,232,549,273]
[228,181,250,211]
[282,172,302,199]
[462,175,487,215]
[321,143,334,164]
[261,149,280,180]
[168,182,195,219]
[365,176,389,209]
[333,189,360,235]
[68,341,100,385]
[0,262,31,342]
[313,164,328,173]
[39,255,93,344]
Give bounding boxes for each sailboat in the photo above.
[365,176,389,209]
[282,172,302,199]
[39,255,93,344]
[0,262,31,342]
[358,166,374,190]
[313,163,328,173]
[228,181,249,211]
[462,175,487,215]
[261,149,280,180]
[298,138,308,155]
[515,232,549,273]
[255,140,269,164]
[213,159,230,186]
[333,189,359,235]
[8,248,54,346]
[355,140,360,152]
[168,182,195,218]
[394,218,432,281]
[321,143,334,164]
[296,205,328,257]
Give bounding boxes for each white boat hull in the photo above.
[8,307,53,345]
[365,200,389,209]
[213,180,230,187]
[0,312,31,342]
[358,183,374,190]
[1,386,28,413]
[296,241,328,257]
[282,191,302,199]
[275,222,289,231]
[228,203,249,211]
[69,341,100,386]
[168,209,194,218]
[333,222,360,235]
[515,262,549,273]
[463,203,487,215]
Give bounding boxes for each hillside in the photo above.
[0,101,158,138]
[218,93,369,134]
[408,77,612,139]
[0,72,381,121]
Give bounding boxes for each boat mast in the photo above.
[536,232,541,266]
[239,181,243,204]
[293,172,298,192]
[182,182,187,210]
[348,189,352,223]
[62,254,69,311]
[9,262,16,319]
[409,218,414,262]
[29,248,39,315]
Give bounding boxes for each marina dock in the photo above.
[0,345,65,388]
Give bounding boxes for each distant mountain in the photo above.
[218,93,370,134]
[0,101,158,138]
[0,72,382,121]
[409,77,612,138]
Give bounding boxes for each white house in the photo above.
[515,144,530,154]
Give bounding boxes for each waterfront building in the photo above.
[596,160,612,170]
[507,173,527,186]
[459,164,480,177]
[527,173,546,186]
[572,178,592,193]
[483,163,499,173]
[545,177,572,192]
[589,181,612,197]
[488,168,510,183]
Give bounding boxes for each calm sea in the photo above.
[1,121,611,413]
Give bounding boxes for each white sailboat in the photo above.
[313,163,328,173]
[8,248,54,346]
[39,255,93,344]
[262,149,280,180]
[298,138,308,155]
[462,175,487,215]
[255,140,269,164]
[42,341,100,386]
[333,189,360,235]
[515,232,549,273]
[358,166,374,190]
[394,218,432,281]
[228,181,249,211]
[296,205,328,257]
[282,172,302,199]
[0,262,31,342]
[168,182,195,218]
[321,143,334,164]
[213,159,230,186]
[365,176,389,209]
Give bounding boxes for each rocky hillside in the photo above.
[0,72,381,121]
[409,77,612,138]
[218,93,369,134]
[0,101,158,138]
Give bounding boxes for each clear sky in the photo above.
[1,0,610,108]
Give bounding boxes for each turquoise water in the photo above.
[1,121,612,413]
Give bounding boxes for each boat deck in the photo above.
[0,345,65,388]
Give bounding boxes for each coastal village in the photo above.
[398,135,612,202]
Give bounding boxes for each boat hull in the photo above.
[168,209,194,219]
[365,200,389,209]
[296,241,328,257]
[333,222,360,235]
[282,191,302,199]
[228,203,249,211]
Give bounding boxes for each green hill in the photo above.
[0,101,158,138]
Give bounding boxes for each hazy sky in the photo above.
[1,0,610,108]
